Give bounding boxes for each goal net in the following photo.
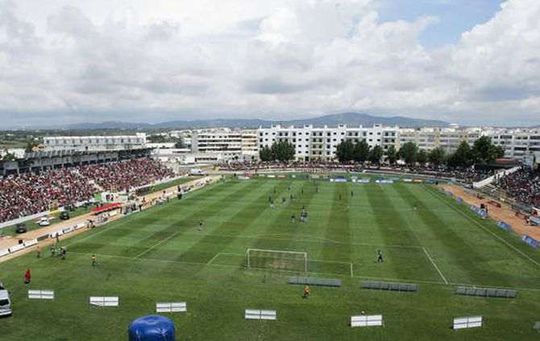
[246,248,308,272]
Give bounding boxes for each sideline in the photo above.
[0,176,221,264]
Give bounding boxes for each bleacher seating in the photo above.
[288,276,341,287]
[455,286,517,298]
[361,281,418,292]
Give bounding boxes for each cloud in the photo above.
[0,0,539,127]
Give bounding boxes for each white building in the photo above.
[489,128,540,159]
[257,124,398,161]
[191,129,257,161]
[43,133,147,152]
[398,127,483,153]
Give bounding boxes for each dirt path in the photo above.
[440,184,540,240]
[0,176,221,263]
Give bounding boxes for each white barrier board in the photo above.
[0,249,9,257]
[156,302,187,313]
[23,239,38,248]
[351,314,383,327]
[90,296,119,307]
[8,244,24,253]
[453,316,483,330]
[28,290,55,300]
[245,309,276,320]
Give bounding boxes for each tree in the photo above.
[471,136,494,163]
[428,147,446,166]
[369,145,383,164]
[385,145,397,165]
[399,142,418,165]
[24,140,40,153]
[336,140,355,163]
[147,135,167,143]
[259,146,273,161]
[1,150,16,161]
[448,141,472,168]
[271,140,295,162]
[417,149,428,164]
[492,145,505,159]
[353,140,371,163]
[174,137,186,149]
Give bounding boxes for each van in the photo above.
[0,282,12,317]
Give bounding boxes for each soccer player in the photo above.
[24,268,31,285]
[36,245,41,258]
[377,249,384,263]
[291,214,296,223]
[303,285,311,299]
[198,220,204,231]
[92,254,97,267]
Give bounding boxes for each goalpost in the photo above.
[246,248,308,272]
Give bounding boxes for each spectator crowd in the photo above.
[0,158,174,223]
[497,168,540,207]
[217,161,493,184]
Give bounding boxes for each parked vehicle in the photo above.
[15,223,27,234]
[59,211,70,220]
[0,282,12,317]
[36,217,51,226]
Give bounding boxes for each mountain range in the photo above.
[63,112,450,130]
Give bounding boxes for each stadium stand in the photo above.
[217,161,493,185]
[0,158,174,223]
[496,167,540,207]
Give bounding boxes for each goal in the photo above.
[246,248,308,272]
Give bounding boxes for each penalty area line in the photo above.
[422,247,449,285]
[134,231,181,259]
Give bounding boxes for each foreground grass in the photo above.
[0,178,538,340]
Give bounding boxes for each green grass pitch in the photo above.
[0,176,539,340]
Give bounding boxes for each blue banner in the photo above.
[522,235,539,249]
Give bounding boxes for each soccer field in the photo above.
[1,176,539,340]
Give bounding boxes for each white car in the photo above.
[36,217,51,226]
[0,282,12,317]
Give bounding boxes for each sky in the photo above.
[0,0,539,128]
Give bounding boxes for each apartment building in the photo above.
[397,127,483,153]
[43,133,147,152]
[191,129,258,161]
[489,128,540,159]
[257,124,398,161]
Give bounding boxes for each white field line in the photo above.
[176,232,424,250]
[206,252,241,265]
[68,251,540,292]
[422,247,449,285]
[134,231,182,259]
[426,187,540,268]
